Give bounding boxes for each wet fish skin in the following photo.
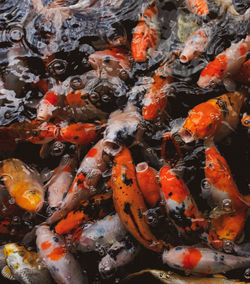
[185,0,209,16]
[36,224,87,284]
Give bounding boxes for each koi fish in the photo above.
[234,59,250,84]
[197,36,250,88]
[54,193,113,235]
[212,0,239,15]
[58,122,103,145]
[180,26,211,63]
[135,162,161,207]
[36,224,86,284]
[28,121,59,144]
[103,102,142,156]
[111,147,165,252]
[72,213,127,253]
[47,154,77,209]
[204,142,249,209]
[185,0,209,16]
[0,159,44,212]
[180,90,246,143]
[142,56,174,121]
[241,113,250,127]
[98,238,140,278]
[3,243,53,284]
[162,246,250,274]
[131,1,160,62]
[47,139,108,224]
[88,48,132,81]
[159,166,207,238]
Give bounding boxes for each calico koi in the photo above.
[197,36,250,88]
[111,147,166,252]
[131,1,160,62]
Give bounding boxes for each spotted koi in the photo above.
[185,0,209,16]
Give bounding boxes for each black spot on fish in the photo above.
[216,98,228,117]
[74,136,79,140]
[122,173,133,186]
[168,192,173,197]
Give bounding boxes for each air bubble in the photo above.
[201,178,211,191]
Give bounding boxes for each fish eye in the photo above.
[70,76,84,90]
[103,56,111,64]
[89,92,100,103]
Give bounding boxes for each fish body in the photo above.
[111,147,165,252]
[180,91,246,143]
[4,243,53,284]
[142,57,174,121]
[162,246,250,274]
[131,1,160,62]
[73,213,127,253]
[0,159,44,212]
[136,162,161,207]
[99,238,140,278]
[185,0,209,16]
[36,224,86,284]
[159,166,207,238]
[54,193,113,235]
[198,36,250,88]
[88,48,132,80]
[47,154,77,208]
[234,59,250,84]
[47,139,108,224]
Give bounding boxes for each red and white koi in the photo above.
[159,166,207,238]
[162,246,250,274]
[185,0,209,16]
[36,224,86,284]
[131,1,160,62]
[46,139,108,224]
[47,154,77,209]
[197,36,250,88]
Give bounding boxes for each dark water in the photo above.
[0,0,249,283]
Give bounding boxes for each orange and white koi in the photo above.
[47,139,108,224]
[180,90,246,143]
[47,154,77,209]
[162,246,250,274]
[180,26,211,63]
[234,59,250,84]
[88,48,132,80]
[131,1,160,62]
[241,113,250,127]
[111,147,165,252]
[0,159,44,212]
[36,224,86,284]
[72,213,127,253]
[103,102,142,156]
[185,0,209,16]
[142,56,174,121]
[159,166,207,238]
[204,142,249,210]
[198,36,250,88]
[54,193,113,235]
[135,162,161,207]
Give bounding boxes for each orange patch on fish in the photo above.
[41,241,51,250]
[86,148,98,158]
[185,0,209,16]
[44,92,59,105]
[200,54,228,78]
[46,246,66,261]
[182,247,202,270]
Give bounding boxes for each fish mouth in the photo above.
[103,140,122,156]
[179,128,194,144]
[179,53,189,63]
[136,162,148,173]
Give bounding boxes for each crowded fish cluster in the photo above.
[0,0,249,283]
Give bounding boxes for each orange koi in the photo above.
[180,27,210,63]
[54,194,113,235]
[162,246,250,274]
[28,121,59,144]
[47,139,108,224]
[185,0,209,16]
[111,147,165,252]
[88,48,132,80]
[159,166,207,238]
[180,90,246,143]
[58,122,103,145]
[36,224,86,284]
[135,162,161,207]
[0,159,44,212]
[198,36,250,88]
[47,154,77,209]
[241,113,250,127]
[204,143,249,210]
[131,1,160,62]
[234,59,250,84]
[142,57,174,121]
